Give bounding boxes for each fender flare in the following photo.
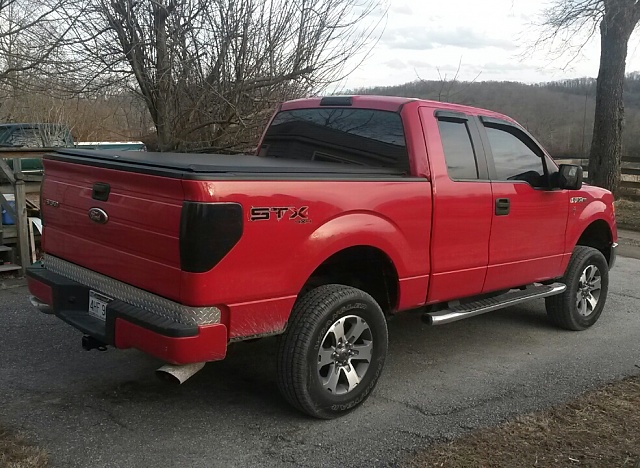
[293,212,410,293]
[566,200,615,251]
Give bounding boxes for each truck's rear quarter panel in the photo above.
[181,179,432,337]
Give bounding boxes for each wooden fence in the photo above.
[554,156,640,195]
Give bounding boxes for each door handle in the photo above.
[495,198,510,215]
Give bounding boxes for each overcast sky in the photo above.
[340,0,640,90]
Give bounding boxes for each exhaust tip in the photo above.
[155,362,205,385]
[155,369,181,385]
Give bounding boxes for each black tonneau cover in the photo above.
[49,149,407,179]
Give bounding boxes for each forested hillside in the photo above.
[3,73,640,157]
[355,73,640,161]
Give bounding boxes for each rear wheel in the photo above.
[546,246,609,331]
[277,284,388,419]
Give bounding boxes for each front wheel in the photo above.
[546,246,609,331]
[277,284,388,419]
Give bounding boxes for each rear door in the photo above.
[421,108,493,303]
[478,117,569,292]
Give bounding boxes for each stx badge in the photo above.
[250,206,311,224]
[570,197,587,204]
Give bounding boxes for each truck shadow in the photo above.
[89,303,558,419]
[386,305,559,358]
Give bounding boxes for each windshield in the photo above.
[0,126,13,144]
[259,108,409,172]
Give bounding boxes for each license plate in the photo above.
[88,290,112,321]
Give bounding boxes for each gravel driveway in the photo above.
[1,256,639,467]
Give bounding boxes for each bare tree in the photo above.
[0,0,88,93]
[538,0,640,194]
[65,0,385,152]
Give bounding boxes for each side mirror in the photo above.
[556,164,583,190]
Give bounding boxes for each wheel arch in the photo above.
[292,211,423,313]
[565,196,616,267]
[299,245,400,313]
[574,219,614,264]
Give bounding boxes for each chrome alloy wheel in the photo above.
[317,315,373,395]
[576,264,602,317]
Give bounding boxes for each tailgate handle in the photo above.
[495,198,510,216]
[92,182,111,201]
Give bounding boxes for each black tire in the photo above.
[545,246,609,331]
[277,284,388,419]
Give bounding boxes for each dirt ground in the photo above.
[0,426,47,468]
[616,199,640,231]
[407,376,640,467]
[4,377,640,468]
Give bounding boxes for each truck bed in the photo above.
[50,149,406,179]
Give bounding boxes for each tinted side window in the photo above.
[485,126,545,187]
[438,120,478,180]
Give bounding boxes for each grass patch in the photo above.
[616,199,640,231]
[0,425,47,468]
[406,376,640,468]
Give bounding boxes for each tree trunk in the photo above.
[154,4,173,152]
[588,2,636,195]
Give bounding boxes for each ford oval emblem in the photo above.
[88,207,109,224]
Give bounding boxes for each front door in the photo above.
[479,118,569,292]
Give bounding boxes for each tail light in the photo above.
[179,202,243,273]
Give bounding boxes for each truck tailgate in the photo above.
[41,158,184,301]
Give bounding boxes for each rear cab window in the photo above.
[259,108,410,173]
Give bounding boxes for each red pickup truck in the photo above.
[27,95,617,418]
